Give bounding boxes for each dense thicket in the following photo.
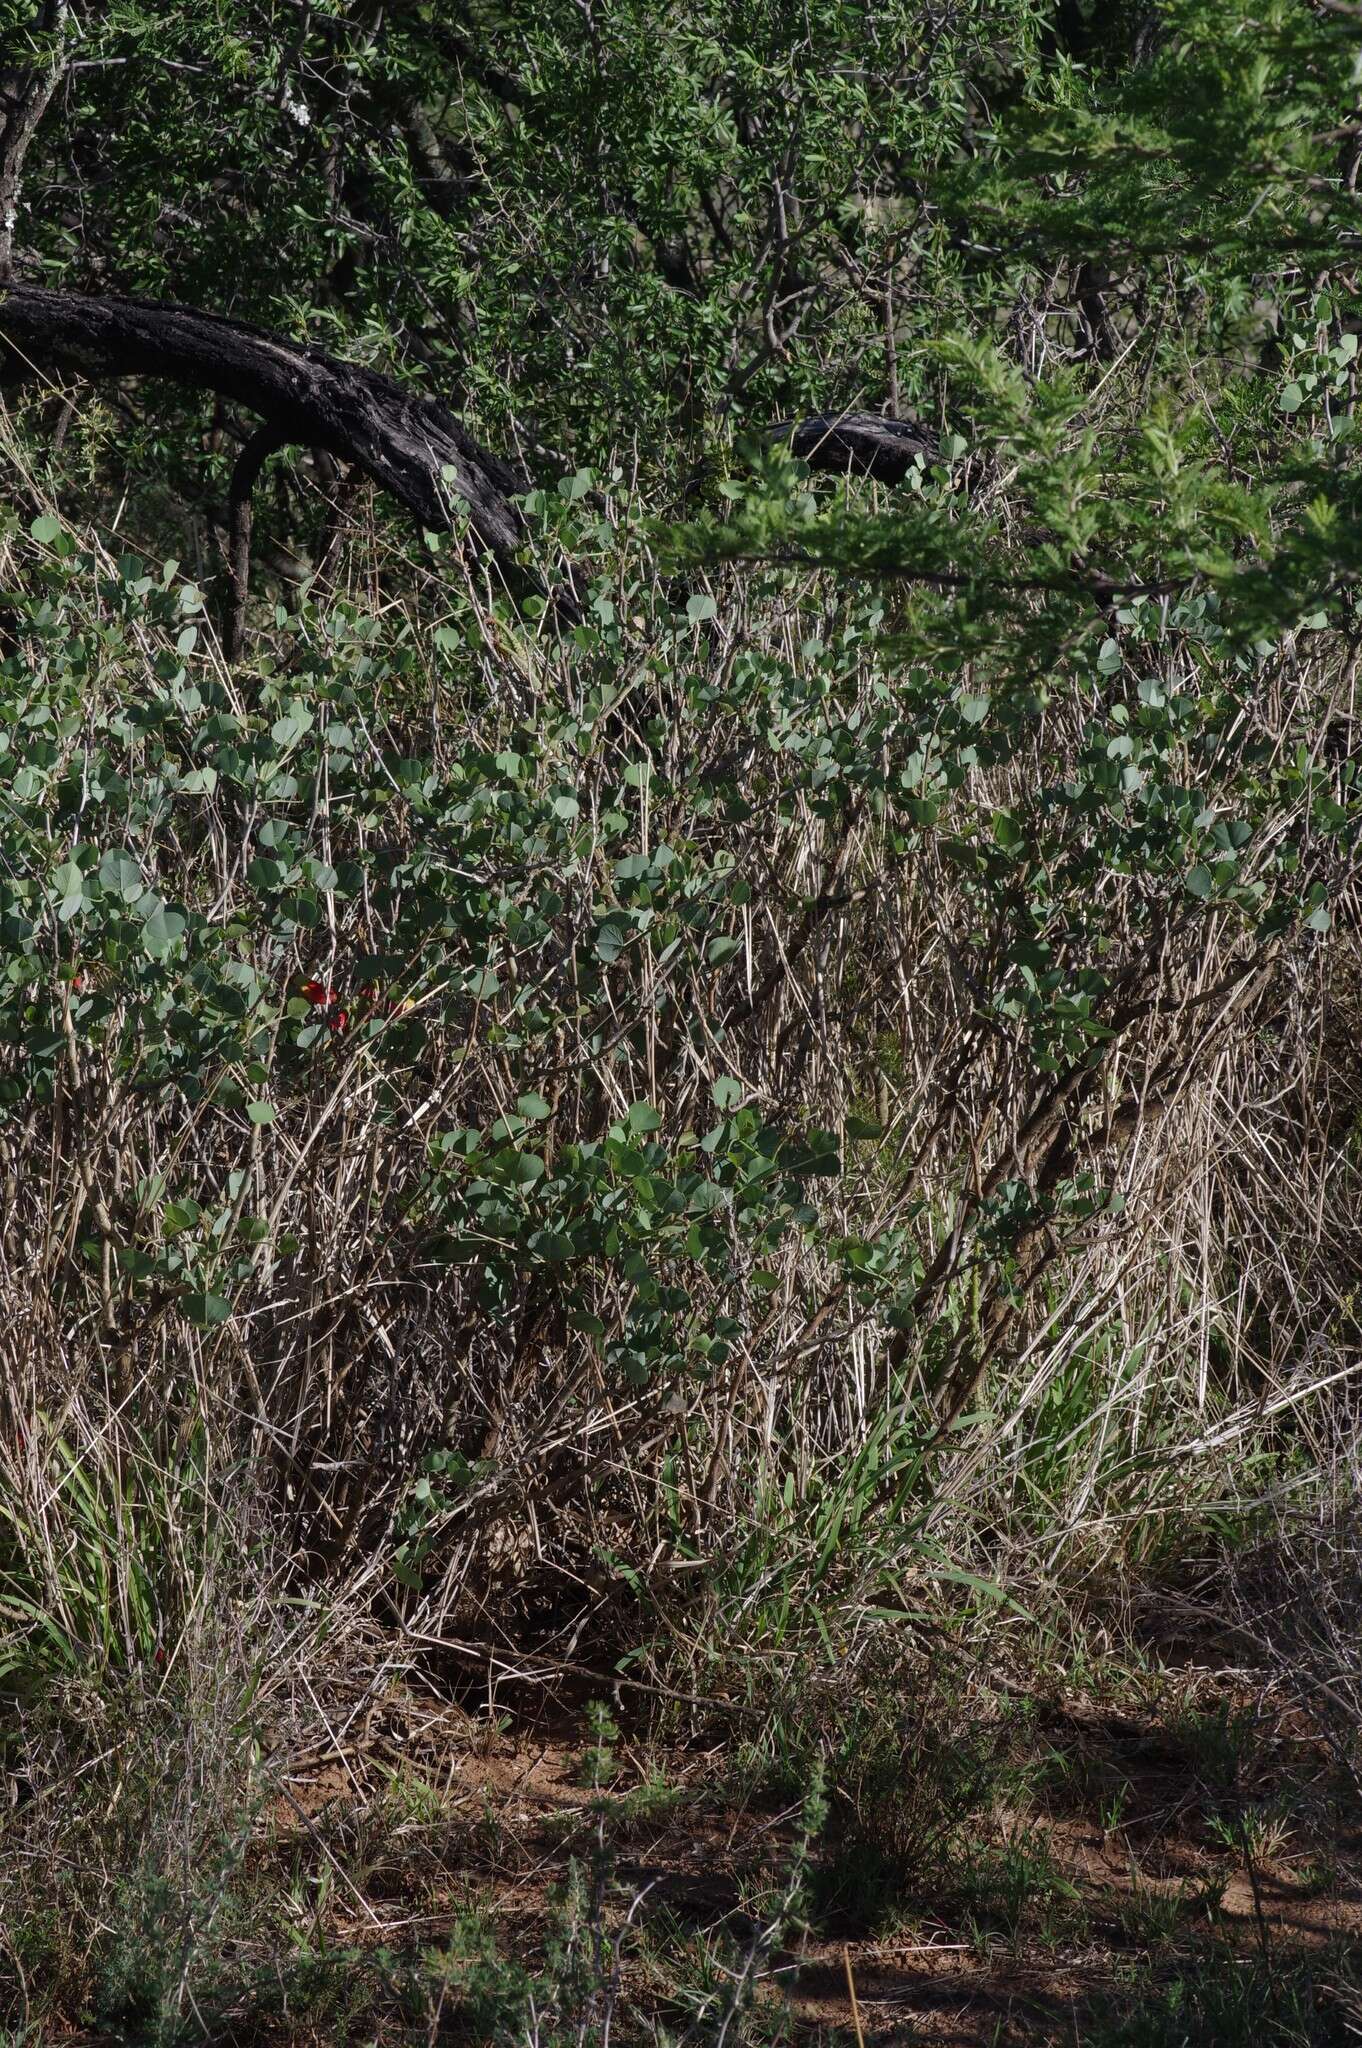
[7,1,1362,2035]
[0,0,1359,1742]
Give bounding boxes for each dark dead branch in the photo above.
[772,409,940,483]
[0,283,528,557]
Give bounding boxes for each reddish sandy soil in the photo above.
[259,1676,1362,2045]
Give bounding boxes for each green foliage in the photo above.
[6,0,1362,2023]
[0,1426,217,1697]
[1085,1948,1361,2048]
[13,0,1054,458]
[5,475,1351,1429]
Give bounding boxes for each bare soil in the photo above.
[256,1671,1362,2045]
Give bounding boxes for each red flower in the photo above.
[299,978,348,1033]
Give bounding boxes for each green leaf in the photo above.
[528,1228,575,1262]
[184,1291,230,1328]
[270,706,313,749]
[100,851,146,903]
[505,1151,546,1185]
[51,862,87,918]
[141,905,187,958]
[686,593,717,624]
[246,1100,276,1125]
[781,1129,841,1177]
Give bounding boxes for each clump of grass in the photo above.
[956,1827,1084,1950]
[1227,1439,1362,1809]
[0,1448,333,2041]
[1,1657,265,2037]
[1112,1873,1225,1950]
[1085,1945,1362,2048]
[716,1644,1027,1936]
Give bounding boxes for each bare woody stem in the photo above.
[0,2,68,285]
[225,423,289,662]
[0,283,530,555]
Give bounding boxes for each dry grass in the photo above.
[2,434,1362,2036]
[1,480,1358,1637]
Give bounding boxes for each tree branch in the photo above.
[771,410,939,483]
[0,282,528,556]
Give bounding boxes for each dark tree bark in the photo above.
[0,288,938,651]
[225,422,289,661]
[0,283,528,556]
[773,410,939,484]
